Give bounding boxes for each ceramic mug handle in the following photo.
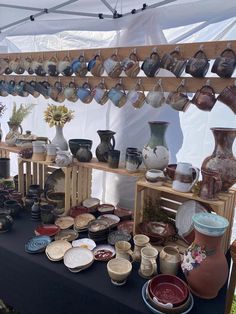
[111,135,116,150]
[18,124,23,134]
[189,167,200,191]
[128,249,134,262]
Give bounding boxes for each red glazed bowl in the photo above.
[148,274,189,307]
[69,206,89,218]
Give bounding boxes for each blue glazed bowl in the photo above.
[69,139,93,156]
[192,212,229,236]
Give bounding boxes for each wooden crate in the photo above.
[18,158,92,215]
[134,179,236,253]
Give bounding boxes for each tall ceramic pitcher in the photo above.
[5,121,23,146]
[95,130,116,162]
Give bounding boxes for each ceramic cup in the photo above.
[115,240,133,261]
[71,55,88,77]
[139,246,158,279]
[46,144,58,163]
[107,257,132,286]
[107,83,127,108]
[126,82,146,109]
[211,48,236,78]
[217,85,236,114]
[145,169,166,185]
[87,55,104,77]
[108,150,120,169]
[160,49,186,77]
[185,49,210,78]
[32,141,46,161]
[103,54,122,78]
[159,246,181,275]
[141,51,161,77]
[133,234,151,262]
[191,85,217,112]
[166,89,190,112]
[77,82,93,103]
[40,204,55,224]
[122,52,140,77]
[126,152,142,173]
[146,80,165,108]
[57,56,73,76]
[92,82,109,105]
[172,162,200,193]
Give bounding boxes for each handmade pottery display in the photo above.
[63,247,94,272]
[181,212,229,299]
[0,213,13,233]
[201,127,236,191]
[199,169,222,200]
[108,230,131,245]
[77,82,93,103]
[55,216,74,229]
[95,130,116,162]
[166,86,190,112]
[69,139,93,157]
[32,141,46,161]
[34,224,60,237]
[107,258,132,285]
[126,81,146,109]
[45,240,72,261]
[114,205,132,221]
[5,121,23,146]
[92,82,109,105]
[142,121,169,170]
[172,162,200,193]
[25,235,51,254]
[159,246,181,275]
[72,238,96,250]
[93,244,115,261]
[51,126,68,151]
[133,234,151,262]
[164,164,177,180]
[46,191,65,215]
[54,229,78,242]
[87,54,104,77]
[139,246,158,279]
[115,240,133,261]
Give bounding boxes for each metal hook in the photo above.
[119,78,123,85]
[132,48,137,54]
[113,48,118,55]
[174,45,180,52]
[97,49,101,56]
[180,79,185,86]
[199,44,204,51]
[100,78,105,84]
[158,78,162,86]
[227,42,232,49]
[206,79,211,86]
[137,78,142,85]
[152,47,157,53]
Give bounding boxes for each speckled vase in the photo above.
[201,128,236,191]
[142,121,169,170]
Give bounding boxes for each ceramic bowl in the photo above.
[72,238,96,250]
[108,230,131,245]
[97,203,115,214]
[145,169,166,184]
[107,258,132,286]
[25,235,51,254]
[82,197,100,213]
[69,139,93,156]
[148,274,189,307]
[34,224,60,237]
[97,214,120,228]
[69,205,89,218]
[117,221,134,235]
[93,244,115,261]
[138,222,177,245]
[45,240,72,261]
[164,164,177,180]
[192,212,229,236]
[74,213,96,231]
[54,229,78,241]
[114,205,133,221]
[55,216,74,230]
[63,247,94,270]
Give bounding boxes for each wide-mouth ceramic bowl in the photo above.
[93,244,115,261]
[97,203,115,214]
[45,240,72,261]
[192,212,229,236]
[107,257,132,285]
[63,247,94,269]
[69,139,93,156]
[72,238,96,250]
[148,274,189,308]
[69,205,89,218]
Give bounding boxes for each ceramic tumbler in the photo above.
[115,241,133,261]
[133,234,151,262]
[139,246,158,279]
[126,152,142,173]
[108,150,120,169]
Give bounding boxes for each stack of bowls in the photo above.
[74,213,95,232]
[143,274,193,314]
[63,247,94,273]
[88,219,110,242]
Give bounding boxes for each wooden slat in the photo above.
[71,166,78,207]
[17,159,24,194]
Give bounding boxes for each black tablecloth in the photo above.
[0,214,228,314]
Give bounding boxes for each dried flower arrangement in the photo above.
[44,105,74,127]
[0,103,6,118]
[9,102,36,125]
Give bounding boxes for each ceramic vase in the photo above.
[5,121,23,146]
[95,130,116,162]
[181,212,229,299]
[51,125,68,151]
[142,121,169,170]
[201,127,236,191]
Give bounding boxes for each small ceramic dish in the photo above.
[63,247,94,270]
[97,214,120,228]
[74,213,96,230]
[69,205,89,218]
[88,219,110,233]
[145,169,166,184]
[54,229,78,241]
[97,203,115,214]
[114,206,133,221]
[117,221,134,235]
[93,244,115,261]
[108,230,131,245]
[72,238,96,250]
[45,240,72,261]
[67,259,94,273]
[25,235,52,253]
[55,216,74,230]
[82,197,100,213]
[34,224,60,237]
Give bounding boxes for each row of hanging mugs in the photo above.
[0,78,235,114]
[0,45,236,78]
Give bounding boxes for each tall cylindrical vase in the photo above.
[51,125,68,151]
[142,121,169,170]
[201,127,236,191]
[181,212,229,299]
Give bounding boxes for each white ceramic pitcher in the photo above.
[172,162,199,192]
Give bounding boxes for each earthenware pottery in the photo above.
[64,82,78,102]
[9,57,24,74]
[63,247,94,270]
[141,51,161,77]
[181,212,229,299]
[107,83,127,108]
[0,213,13,233]
[103,53,122,78]
[172,162,200,193]
[126,81,146,109]
[126,151,142,173]
[164,164,177,180]
[185,49,210,78]
[145,169,166,184]
[166,85,190,112]
[54,229,78,241]
[71,55,88,77]
[46,191,65,215]
[25,235,51,254]
[108,230,131,245]
[55,216,74,229]
[217,84,236,114]
[159,246,181,275]
[97,214,120,228]
[31,57,46,76]
[133,234,151,262]
[55,150,72,167]
[57,55,73,76]
[43,56,58,76]
[5,122,23,146]
[0,58,9,75]
[107,258,132,286]
[201,127,236,191]
[34,224,60,237]
[87,54,104,77]
[31,199,41,221]
[9,191,23,206]
[114,205,132,221]
[82,197,100,213]
[139,246,158,279]
[95,130,116,162]
[92,81,109,105]
[0,158,10,179]
[45,144,58,162]
[108,150,120,169]
[142,121,169,170]
[69,205,89,218]
[72,238,96,250]
[40,204,55,224]
[74,213,96,231]
[146,80,165,108]
[28,184,43,197]
[191,85,216,111]
[93,244,115,261]
[51,125,68,151]
[175,200,209,244]
[211,48,236,78]
[88,219,110,233]
[76,144,92,162]
[142,281,194,314]
[4,200,23,218]
[115,240,133,261]
[122,52,140,77]
[45,240,72,261]
[4,58,12,75]
[117,221,134,236]
[69,139,93,157]
[44,169,65,199]
[97,204,115,214]
[199,169,222,200]
[77,82,93,103]
[160,49,186,77]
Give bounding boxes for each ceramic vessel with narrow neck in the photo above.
[95,130,116,162]
[51,125,68,151]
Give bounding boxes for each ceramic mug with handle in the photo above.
[172,162,200,193]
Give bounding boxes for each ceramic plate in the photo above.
[142,282,194,314]
[25,235,52,253]
[67,259,94,273]
[97,204,115,214]
[54,229,78,241]
[114,207,133,220]
[69,205,89,218]
[175,200,209,244]
[63,247,94,269]
[117,221,134,235]
[82,197,100,213]
[55,216,74,229]
[74,213,96,230]
[45,240,72,261]
[97,214,120,227]
[88,219,110,233]
[72,238,96,250]
[34,224,60,237]
[93,244,115,261]
[44,169,65,197]
[108,230,131,245]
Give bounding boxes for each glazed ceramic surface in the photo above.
[54,229,78,241]
[72,238,96,250]
[44,169,65,197]
[45,240,72,261]
[55,216,74,230]
[52,126,68,151]
[82,197,100,213]
[107,257,132,285]
[139,247,158,279]
[25,235,51,253]
[172,162,200,193]
[108,230,131,245]
[74,213,96,230]
[159,246,181,276]
[97,214,120,228]
[63,247,94,269]
[117,221,134,235]
[93,244,115,261]
[34,224,60,237]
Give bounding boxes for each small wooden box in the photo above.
[134,179,236,253]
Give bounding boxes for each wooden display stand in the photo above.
[0,142,20,158]
[134,179,236,253]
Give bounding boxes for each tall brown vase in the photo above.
[181,212,229,299]
[201,127,236,191]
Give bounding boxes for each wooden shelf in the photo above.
[0,142,21,155]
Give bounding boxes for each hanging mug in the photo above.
[146,80,165,108]
[191,85,217,111]
[43,56,58,76]
[122,52,140,77]
[217,85,236,114]
[4,58,12,75]
[57,55,73,76]
[172,162,200,193]
[0,58,9,75]
[185,49,210,78]
[108,83,127,108]
[24,81,40,98]
[166,83,190,112]
[31,57,46,76]
[87,54,104,77]
[92,81,109,105]
[141,51,161,77]
[211,48,236,78]
[15,80,29,97]
[161,49,187,77]
[71,55,88,77]
[9,58,25,74]
[77,82,93,103]
[126,81,146,109]
[64,81,78,102]
[0,80,9,97]
[22,57,34,75]
[103,53,122,78]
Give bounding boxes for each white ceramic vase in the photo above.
[51,125,68,151]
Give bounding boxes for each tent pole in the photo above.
[100,0,116,14]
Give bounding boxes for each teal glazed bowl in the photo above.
[192,212,229,236]
[69,139,93,156]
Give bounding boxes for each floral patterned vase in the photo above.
[181,212,229,299]
[142,121,169,170]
